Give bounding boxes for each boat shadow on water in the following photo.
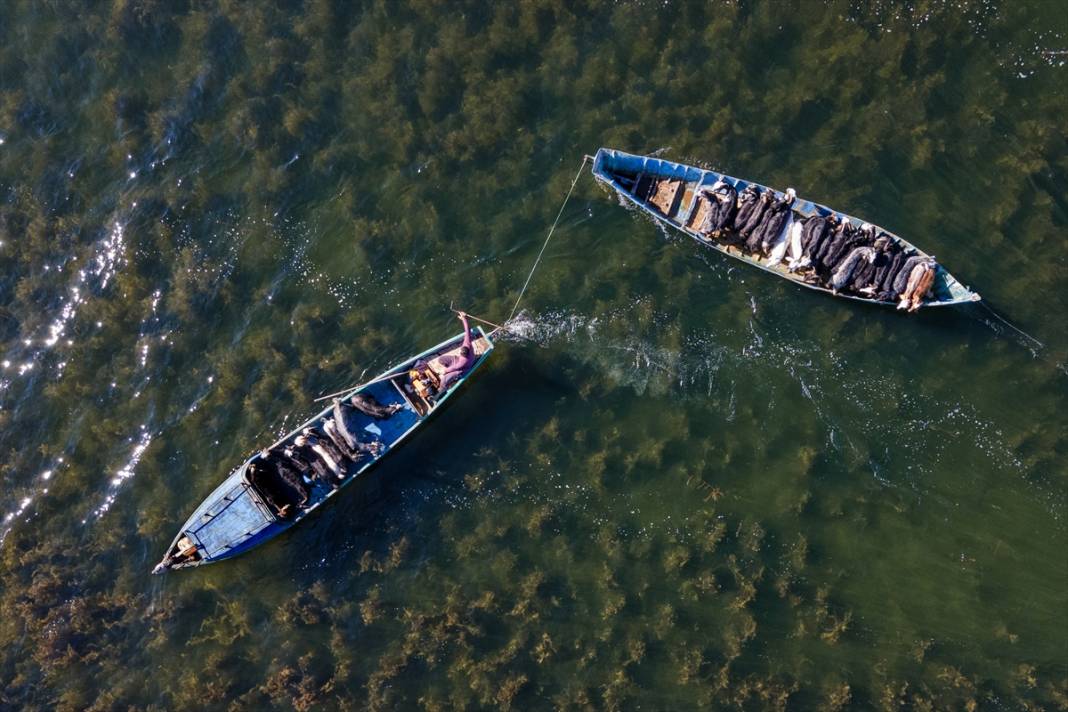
[265,349,574,579]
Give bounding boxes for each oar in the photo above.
[315,307,506,404]
[312,370,402,403]
[449,307,511,335]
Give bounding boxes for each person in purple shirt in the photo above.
[436,311,474,391]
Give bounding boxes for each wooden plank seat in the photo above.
[392,377,426,415]
[649,179,683,216]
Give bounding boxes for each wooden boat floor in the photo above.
[353,380,420,446]
[634,174,654,201]
[186,481,273,559]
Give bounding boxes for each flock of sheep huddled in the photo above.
[689,180,938,311]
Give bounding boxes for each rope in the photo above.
[321,157,590,404]
[313,370,401,402]
[504,155,590,326]
[449,308,509,334]
[979,300,1044,351]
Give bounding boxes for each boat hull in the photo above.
[155,327,494,572]
[592,148,980,308]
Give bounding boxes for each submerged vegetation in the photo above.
[0,0,1065,709]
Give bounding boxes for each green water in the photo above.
[1,1,1065,709]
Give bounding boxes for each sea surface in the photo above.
[1,2,1065,709]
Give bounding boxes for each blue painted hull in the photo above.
[592,148,980,308]
[155,327,494,572]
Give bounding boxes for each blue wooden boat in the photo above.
[592,148,980,308]
[152,327,494,573]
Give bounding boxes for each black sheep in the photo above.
[755,189,797,253]
[731,185,763,233]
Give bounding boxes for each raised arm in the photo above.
[459,312,471,351]
[437,312,475,387]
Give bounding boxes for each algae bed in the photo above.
[0,1,1066,709]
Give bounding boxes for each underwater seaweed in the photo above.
[0,1,1064,710]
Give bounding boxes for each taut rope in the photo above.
[978,300,1044,351]
[317,156,592,402]
[502,155,590,328]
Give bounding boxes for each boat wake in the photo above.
[500,304,1048,512]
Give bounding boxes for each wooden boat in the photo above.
[591,148,980,308]
[152,327,494,573]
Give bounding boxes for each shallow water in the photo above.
[1,1,1065,709]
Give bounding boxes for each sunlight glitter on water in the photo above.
[1,220,129,386]
[0,464,56,544]
[88,425,154,521]
[95,220,126,290]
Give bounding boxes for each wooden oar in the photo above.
[312,370,402,403]
[315,306,505,404]
[449,307,510,335]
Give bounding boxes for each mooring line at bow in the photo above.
[447,306,509,334]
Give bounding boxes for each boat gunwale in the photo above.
[592,148,980,308]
